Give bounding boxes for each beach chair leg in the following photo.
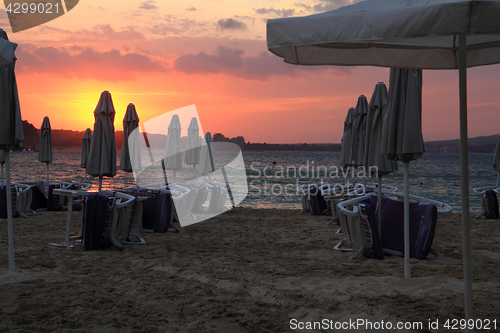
[123,234,146,245]
[429,248,443,257]
[48,195,74,250]
[349,247,365,259]
[168,223,182,233]
[333,238,354,251]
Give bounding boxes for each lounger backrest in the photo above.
[0,186,18,218]
[379,197,437,260]
[482,190,499,219]
[309,185,327,216]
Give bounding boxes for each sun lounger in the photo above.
[48,190,136,250]
[473,186,500,219]
[0,185,18,219]
[337,191,451,259]
[13,183,33,218]
[297,183,330,216]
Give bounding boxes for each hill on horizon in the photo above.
[19,121,498,153]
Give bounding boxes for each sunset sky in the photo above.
[2,0,500,144]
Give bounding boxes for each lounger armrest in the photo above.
[379,189,452,215]
[337,194,374,216]
[473,186,499,195]
[114,192,135,207]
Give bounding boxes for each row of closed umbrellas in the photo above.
[35,91,212,193]
[340,68,424,280]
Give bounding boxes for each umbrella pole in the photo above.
[459,33,474,326]
[404,162,410,279]
[193,165,196,178]
[98,176,102,195]
[161,160,168,185]
[377,176,383,239]
[5,151,15,272]
[46,163,50,196]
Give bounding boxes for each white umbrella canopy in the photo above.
[351,95,368,167]
[493,135,500,186]
[0,29,21,273]
[119,103,140,173]
[86,91,117,193]
[81,128,92,181]
[184,117,200,177]
[163,114,182,183]
[38,116,52,193]
[267,0,500,322]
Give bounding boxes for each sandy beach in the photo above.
[1,208,499,332]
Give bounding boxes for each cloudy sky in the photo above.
[3,0,500,143]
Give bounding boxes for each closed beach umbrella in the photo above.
[38,116,52,193]
[81,128,91,181]
[351,95,368,167]
[365,82,398,234]
[493,135,500,186]
[119,103,141,173]
[267,0,500,318]
[86,91,117,194]
[0,150,4,187]
[0,29,21,272]
[198,132,214,176]
[382,68,424,280]
[381,70,424,163]
[365,83,398,176]
[184,117,200,177]
[340,107,354,169]
[163,114,182,183]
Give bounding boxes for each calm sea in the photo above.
[3,150,497,212]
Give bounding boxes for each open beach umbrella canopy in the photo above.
[267,0,500,322]
[38,116,52,191]
[0,29,21,273]
[163,114,182,182]
[86,91,117,193]
[119,103,140,173]
[184,117,200,176]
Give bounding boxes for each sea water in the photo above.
[3,150,496,212]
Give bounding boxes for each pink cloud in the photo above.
[174,46,350,80]
[16,46,168,80]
